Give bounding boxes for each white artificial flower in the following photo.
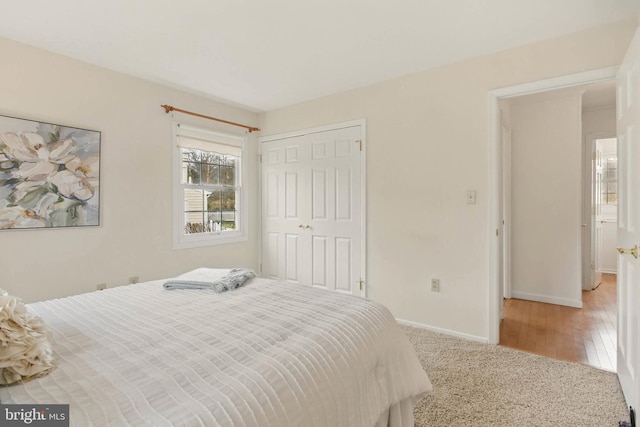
[0,288,55,385]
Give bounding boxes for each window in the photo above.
[601,156,617,205]
[173,123,247,248]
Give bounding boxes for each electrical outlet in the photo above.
[97,283,106,291]
[431,278,440,292]
[129,276,139,285]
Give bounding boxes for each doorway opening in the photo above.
[495,79,618,370]
[487,67,619,351]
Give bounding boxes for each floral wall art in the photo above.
[0,115,100,229]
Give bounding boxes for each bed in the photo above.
[0,269,432,426]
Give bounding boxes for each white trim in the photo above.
[502,125,512,300]
[396,318,488,343]
[488,66,619,344]
[599,268,618,275]
[359,120,368,297]
[490,66,619,99]
[510,291,583,309]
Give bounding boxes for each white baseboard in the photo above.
[510,291,583,308]
[396,318,488,343]
[599,269,617,275]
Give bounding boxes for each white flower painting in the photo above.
[0,115,100,229]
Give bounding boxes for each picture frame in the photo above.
[0,114,101,230]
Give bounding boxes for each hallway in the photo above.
[500,273,617,371]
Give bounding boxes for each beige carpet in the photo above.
[402,325,629,427]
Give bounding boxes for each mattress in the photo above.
[0,272,432,426]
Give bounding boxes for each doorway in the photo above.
[487,67,619,345]
[589,135,618,291]
[494,79,618,369]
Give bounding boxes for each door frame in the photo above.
[487,66,619,344]
[258,119,368,294]
[501,123,512,301]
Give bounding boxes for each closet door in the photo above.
[261,125,363,296]
[261,134,310,285]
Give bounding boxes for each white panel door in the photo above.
[261,125,363,296]
[617,26,640,413]
[261,136,310,284]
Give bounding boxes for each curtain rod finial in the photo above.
[161,104,174,114]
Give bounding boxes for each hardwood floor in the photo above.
[499,273,617,371]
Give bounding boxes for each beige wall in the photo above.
[259,20,637,339]
[0,37,260,303]
[583,106,617,136]
[2,19,636,339]
[509,90,584,307]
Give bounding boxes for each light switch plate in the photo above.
[467,190,476,204]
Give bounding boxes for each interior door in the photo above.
[616,26,640,413]
[593,141,603,289]
[261,133,310,285]
[261,125,363,296]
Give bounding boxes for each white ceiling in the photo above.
[0,0,638,111]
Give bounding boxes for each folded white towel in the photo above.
[163,268,256,292]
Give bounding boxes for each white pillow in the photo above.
[0,289,55,385]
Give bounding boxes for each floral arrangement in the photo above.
[0,288,55,385]
[0,117,100,229]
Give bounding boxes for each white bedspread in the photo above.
[0,272,432,426]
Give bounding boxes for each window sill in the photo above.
[173,231,246,250]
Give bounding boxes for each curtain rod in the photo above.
[161,104,260,133]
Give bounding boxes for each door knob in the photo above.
[304,225,311,229]
[617,245,639,259]
[298,224,304,229]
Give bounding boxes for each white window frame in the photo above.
[172,122,248,249]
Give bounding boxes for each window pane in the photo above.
[221,190,236,230]
[221,209,236,230]
[202,164,220,185]
[177,130,243,244]
[208,211,222,222]
[205,190,237,232]
[182,148,200,162]
[183,162,200,184]
[184,211,206,234]
[222,189,236,211]
[184,189,206,212]
[220,166,235,186]
[182,149,199,184]
[202,151,221,164]
[207,190,221,211]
